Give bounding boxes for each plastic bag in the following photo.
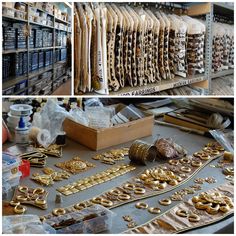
[2,215,56,234]
[84,98,115,129]
[69,107,89,126]
[155,138,188,159]
[85,107,112,129]
[84,98,104,107]
[32,99,69,148]
[111,104,145,125]
[210,129,234,153]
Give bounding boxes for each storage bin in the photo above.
[3,27,16,50]
[28,6,37,15]
[3,86,15,95]
[28,76,39,87]
[14,9,26,20]
[4,171,22,188]
[17,90,27,95]
[2,182,12,200]
[2,2,15,8]
[2,6,15,18]
[2,153,21,179]
[29,15,34,22]
[63,104,154,150]
[35,81,42,91]
[44,87,52,95]
[46,205,115,234]
[16,27,27,49]
[14,79,27,92]
[28,86,33,94]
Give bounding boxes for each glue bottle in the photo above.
[15,117,29,145]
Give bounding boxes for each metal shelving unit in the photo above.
[211,69,234,79]
[2,2,72,95]
[188,2,234,95]
[87,2,234,96]
[109,75,206,96]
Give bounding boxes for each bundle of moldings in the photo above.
[154,138,187,159]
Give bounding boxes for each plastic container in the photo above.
[46,205,115,234]
[29,15,34,22]
[3,86,15,95]
[14,80,27,92]
[34,81,42,91]
[2,6,15,18]
[28,76,39,87]
[14,9,26,20]
[4,171,22,189]
[28,86,33,94]
[19,160,30,178]
[3,215,56,234]
[17,90,27,95]
[2,182,12,200]
[2,153,21,179]
[10,104,33,116]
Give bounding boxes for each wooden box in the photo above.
[63,104,154,150]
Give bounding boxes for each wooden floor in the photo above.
[52,79,71,95]
[211,75,234,96]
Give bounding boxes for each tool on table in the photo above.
[155,120,206,136]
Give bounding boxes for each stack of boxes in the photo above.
[38,51,44,68]
[35,29,43,48]
[54,49,60,62]
[15,52,28,76]
[2,55,12,80]
[3,26,16,50]
[55,31,67,47]
[16,25,27,49]
[60,48,67,61]
[42,30,53,47]
[30,52,39,71]
[45,50,53,67]
[3,23,27,50]
[3,53,28,81]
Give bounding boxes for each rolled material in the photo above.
[129,140,157,165]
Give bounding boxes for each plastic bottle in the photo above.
[15,117,29,145]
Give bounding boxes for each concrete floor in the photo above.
[52,79,71,95]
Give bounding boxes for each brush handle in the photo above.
[155,120,205,135]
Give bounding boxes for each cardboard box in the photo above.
[63,105,154,151]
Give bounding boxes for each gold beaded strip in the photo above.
[57,164,136,196]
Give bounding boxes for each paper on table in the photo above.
[147,107,174,117]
